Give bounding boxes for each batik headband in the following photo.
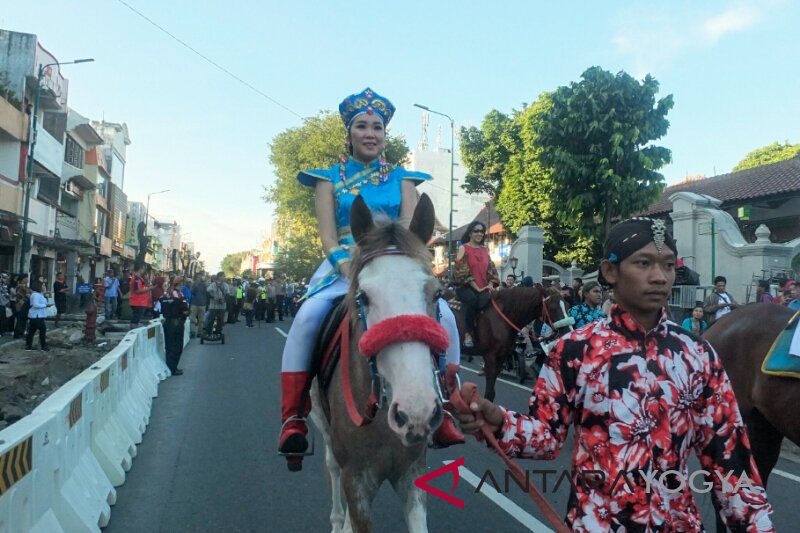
[603,217,677,263]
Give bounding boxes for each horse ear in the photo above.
[350,195,375,245]
[409,193,435,245]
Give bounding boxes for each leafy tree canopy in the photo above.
[732,141,800,172]
[265,111,409,280]
[535,66,673,249]
[221,251,250,277]
[460,95,597,266]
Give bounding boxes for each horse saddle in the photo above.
[309,295,348,392]
[761,311,800,379]
[447,291,492,313]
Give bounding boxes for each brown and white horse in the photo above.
[310,194,446,533]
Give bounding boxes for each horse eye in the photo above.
[433,288,443,301]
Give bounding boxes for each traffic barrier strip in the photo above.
[31,375,117,531]
[0,412,65,532]
[0,320,173,530]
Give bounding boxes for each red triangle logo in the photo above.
[414,458,465,509]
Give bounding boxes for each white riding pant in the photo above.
[280,277,461,373]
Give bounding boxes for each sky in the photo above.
[2,0,798,271]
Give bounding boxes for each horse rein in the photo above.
[449,382,571,533]
[490,294,575,346]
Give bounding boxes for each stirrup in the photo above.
[277,416,315,457]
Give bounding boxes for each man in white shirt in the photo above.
[703,275,738,324]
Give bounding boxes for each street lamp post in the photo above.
[414,103,455,282]
[145,189,170,235]
[18,58,94,273]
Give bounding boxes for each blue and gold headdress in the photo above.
[339,87,395,129]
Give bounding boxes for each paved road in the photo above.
[107,318,800,532]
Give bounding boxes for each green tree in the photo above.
[221,251,249,277]
[460,110,521,197]
[266,111,410,280]
[460,96,595,266]
[535,66,673,252]
[733,141,800,172]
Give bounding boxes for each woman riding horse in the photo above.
[278,88,464,471]
[453,220,499,348]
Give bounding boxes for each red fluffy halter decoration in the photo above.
[358,314,449,357]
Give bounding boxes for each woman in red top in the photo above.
[453,221,499,347]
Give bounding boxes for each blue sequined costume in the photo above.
[281,157,461,373]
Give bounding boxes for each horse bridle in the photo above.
[345,246,450,424]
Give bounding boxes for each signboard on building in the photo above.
[34,43,69,108]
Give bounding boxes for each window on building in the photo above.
[64,136,84,169]
[95,209,108,237]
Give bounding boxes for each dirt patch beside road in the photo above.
[0,322,125,431]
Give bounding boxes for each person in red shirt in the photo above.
[456,218,773,531]
[453,220,499,347]
[129,264,151,328]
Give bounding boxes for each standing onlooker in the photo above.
[244,281,258,328]
[129,265,151,328]
[52,272,69,327]
[570,277,583,306]
[26,279,52,351]
[275,278,286,321]
[13,275,31,339]
[788,281,800,311]
[568,280,606,328]
[104,270,120,319]
[182,278,193,304]
[118,269,131,319]
[601,287,615,315]
[503,274,516,288]
[266,280,277,323]
[755,280,773,304]
[160,276,189,375]
[0,272,11,336]
[681,304,708,335]
[189,276,207,338]
[703,275,738,325]
[284,281,295,317]
[204,272,228,335]
[151,275,165,319]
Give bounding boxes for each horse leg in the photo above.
[746,408,784,486]
[341,467,380,533]
[310,385,347,532]
[483,349,499,402]
[391,458,428,533]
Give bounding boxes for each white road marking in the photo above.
[460,365,532,393]
[773,468,800,484]
[275,327,288,338]
[443,460,553,532]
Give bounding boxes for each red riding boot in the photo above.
[432,364,466,448]
[278,371,312,471]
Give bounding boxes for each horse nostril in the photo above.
[393,405,409,428]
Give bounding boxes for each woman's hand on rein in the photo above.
[453,388,504,435]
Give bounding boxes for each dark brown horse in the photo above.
[703,303,800,530]
[454,285,574,401]
[309,195,445,533]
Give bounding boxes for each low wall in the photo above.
[0,317,188,532]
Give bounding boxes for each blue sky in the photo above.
[3,0,798,271]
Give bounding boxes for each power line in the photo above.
[115,0,305,120]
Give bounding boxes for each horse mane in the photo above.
[347,216,433,306]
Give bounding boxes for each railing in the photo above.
[668,285,714,309]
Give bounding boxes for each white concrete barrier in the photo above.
[0,320,173,531]
[0,412,63,533]
[32,375,116,532]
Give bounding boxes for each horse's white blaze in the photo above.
[358,256,441,445]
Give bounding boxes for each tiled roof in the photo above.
[645,155,800,215]
[430,200,503,245]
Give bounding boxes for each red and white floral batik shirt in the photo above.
[496,305,774,532]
